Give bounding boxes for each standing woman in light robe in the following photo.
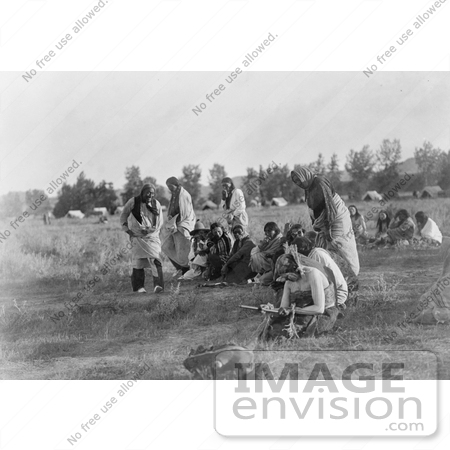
[162,177,196,278]
[220,177,249,230]
[291,167,360,276]
[120,184,164,293]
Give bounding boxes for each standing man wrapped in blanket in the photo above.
[162,176,196,278]
[120,183,164,293]
[220,177,249,230]
[291,167,360,276]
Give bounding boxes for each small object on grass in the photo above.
[239,304,279,314]
[183,343,254,380]
[137,287,146,293]
[433,307,450,324]
[197,282,229,288]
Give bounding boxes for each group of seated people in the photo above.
[178,205,443,339]
[348,206,443,247]
[178,218,358,338]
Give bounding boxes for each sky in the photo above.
[0,71,448,196]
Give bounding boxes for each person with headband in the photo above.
[220,177,248,229]
[120,183,164,294]
[162,176,196,278]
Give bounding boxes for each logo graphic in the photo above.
[214,350,437,436]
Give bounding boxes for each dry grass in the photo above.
[1,198,450,379]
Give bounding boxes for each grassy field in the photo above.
[1,198,450,380]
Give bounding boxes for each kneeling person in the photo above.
[294,237,348,307]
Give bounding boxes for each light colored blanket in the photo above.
[315,193,360,276]
[220,188,249,228]
[161,214,192,267]
[415,217,442,244]
[121,198,163,261]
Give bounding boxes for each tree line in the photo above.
[1,138,449,218]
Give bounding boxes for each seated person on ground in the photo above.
[386,209,415,245]
[375,210,390,238]
[369,209,391,246]
[282,223,305,245]
[348,205,368,244]
[203,223,231,281]
[271,223,306,266]
[414,211,442,246]
[221,224,257,284]
[179,220,209,280]
[250,221,284,285]
[294,236,348,307]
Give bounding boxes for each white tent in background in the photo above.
[363,191,382,201]
[93,207,108,216]
[202,200,218,210]
[65,210,85,219]
[271,197,288,207]
[421,186,444,199]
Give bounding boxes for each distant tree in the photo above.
[438,150,450,190]
[408,172,426,192]
[376,139,402,172]
[259,164,291,205]
[208,164,227,204]
[122,166,142,204]
[242,167,260,202]
[308,153,326,176]
[94,181,118,214]
[180,164,202,207]
[327,153,341,190]
[53,184,73,218]
[372,139,402,194]
[71,172,96,214]
[345,145,375,198]
[53,173,113,217]
[0,192,23,218]
[25,189,51,214]
[414,141,445,186]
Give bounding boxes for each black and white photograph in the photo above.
[0,0,449,448]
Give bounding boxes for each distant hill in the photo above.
[398,157,419,174]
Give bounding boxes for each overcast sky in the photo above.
[0,71,448,195]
